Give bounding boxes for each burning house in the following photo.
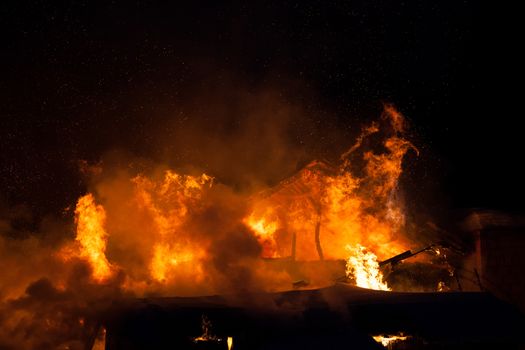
[2,1,523,349]
[2,106,523,350]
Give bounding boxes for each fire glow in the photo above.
[62,105,415,293]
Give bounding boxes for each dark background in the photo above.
[1,1,522,230]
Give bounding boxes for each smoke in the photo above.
[142,78,355,189]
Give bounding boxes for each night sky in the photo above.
[1,1,523,230]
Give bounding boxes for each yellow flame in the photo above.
[227,336,233,350]
[346,244,389,291]
[246,216,278,237]
[244,212,279,257]
[74,194,113,282]
[193,315,218,342]
[437,281,450,292]
[372,334,409,347]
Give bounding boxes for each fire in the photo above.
[0,103,451,350]
[372,333,410,348]
[346,244,389,290]
[61,105,414,292]
[65,193,114,282]
[192,315,234,349]
[246,216,278,237]
[150,244,195,282]
[244,211,279,257]
[243,106,414,287]
[132,171,212,283]
[193,315,217,342]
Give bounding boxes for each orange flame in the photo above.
[73,193,113,282]
[245,107,414,260]
[132,171,212,283]
[62,105,416,292]
[241,106,415,289]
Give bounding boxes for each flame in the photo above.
[346,244,389,290]
[243,106,415,288]
[59,105,414,292]
[193,315,218,342]
[244,211,279,257]
[150,244,195,282]
[132,171,212,283]
[192,315,233,349]
[372,333,410,348]
[72,194,113,282]
[437,281,450,291]
[383,103,406,133]
[0,104,443,350]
